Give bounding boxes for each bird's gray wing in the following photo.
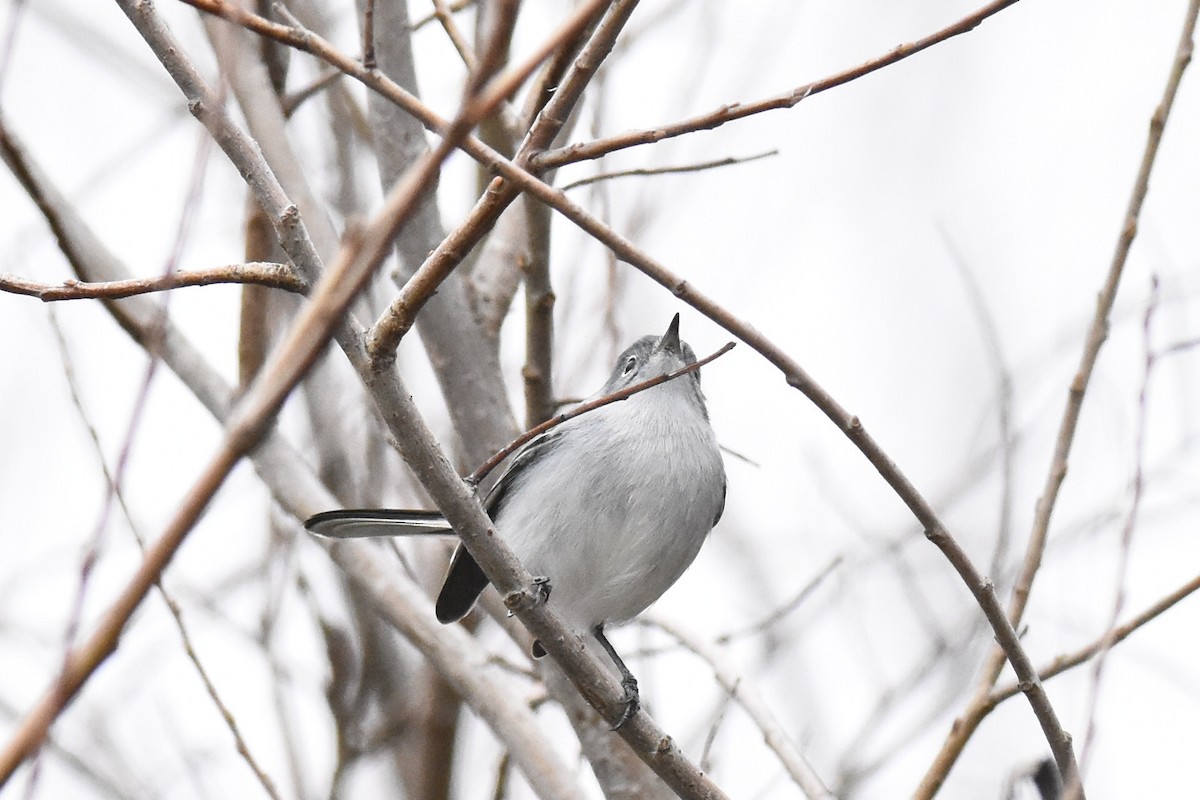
[436,428,566,623]
[305,509,453,538]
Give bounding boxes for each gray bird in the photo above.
[306,315,727,727]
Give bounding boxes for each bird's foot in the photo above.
[611,674,640,730]
[531,575,552,604]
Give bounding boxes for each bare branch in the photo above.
[431,0,477,72]
[361,0,376,67]
[160,590,285,800]
[989,571,1200,708]
[1069,279,1161,798]
[522,194,556,426]
[411,0,474,32]
[280,69,341,117]
[713,555,841,645]
[1,116,588,800]
[647,617,835,800]
[189,2,1087,779]
[365,0,627,361]
[533,0,1023,170]
[558,149,779,192]
[0,263,305,301]
[915,0,1200,794]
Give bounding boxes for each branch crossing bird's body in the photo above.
[307,315,726,726]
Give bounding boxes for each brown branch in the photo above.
[365,0,632,361]
[522,196,556,426]
[411,0,475,32]
[0,0,489,770]
[0,263,305,301]
[2,105,589,800]
[190,0,1085,782]
[914,0,1199,794]
[988,571,1200,708]
[280,69,342,117]
[470,341,736,484]
[557,149,778,192]
[532,0,1023,171]
[0,138,437,781]
[431,0,478,72]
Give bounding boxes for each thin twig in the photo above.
[1068,279,1160,799]
[280,70,342,117]
[647,617,836,800]
[532,0,1022,170]
[558,149,778,192]
[937,225,1016,580]
[915,1,1199,793]
[411,0,474,31]
[161,591,285,800]
[1159,335,1200,357]
[431,0,477,72]
[0,262,305,301]
[469,342,736,485]
[713,555,841,645]
[47,125,214,783]
[988,571,1200,708]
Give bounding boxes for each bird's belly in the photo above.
[497,442,722,631]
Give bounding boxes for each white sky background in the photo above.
[1,0,1199,798]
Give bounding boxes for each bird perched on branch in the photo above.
[307,314,727,727]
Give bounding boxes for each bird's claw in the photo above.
[531,575,552,605]
[611,674,640,730]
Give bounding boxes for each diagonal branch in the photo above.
[0,117,588,800]
[0,0,521,775]
[0,141,442,783]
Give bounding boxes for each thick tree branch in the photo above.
[0,0,523,779]
[0,118,588,800]
[0,140,438,782]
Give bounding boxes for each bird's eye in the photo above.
[622,355,638,376]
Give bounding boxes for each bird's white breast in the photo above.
[494,385,725,632]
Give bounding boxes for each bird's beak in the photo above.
[655,313,682,356]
